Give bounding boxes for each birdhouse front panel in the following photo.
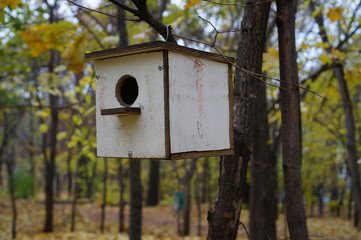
[85,41,234,160]
[168,52,232,156]
[94,51,168,159]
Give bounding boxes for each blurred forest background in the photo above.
[0,0,361,239]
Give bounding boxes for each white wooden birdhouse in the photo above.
[85,41,234,160]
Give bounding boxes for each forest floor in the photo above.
[0,199,360,240]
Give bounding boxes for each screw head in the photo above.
[128,151,133,157]
[96,73,100,80]
[158,65,164,71]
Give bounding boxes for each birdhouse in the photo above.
[85,41,234,160]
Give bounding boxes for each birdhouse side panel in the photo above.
[168,52,232,155]
[94,52,167,158]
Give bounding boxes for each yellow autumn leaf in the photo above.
[345,68,361,86]
[62,32,87,73]
[72,115,83,126]
[18,21,77,57]
[0,0,21,9]
[184,0,201,8]
[331,48,345,60]
[56,131,67,141]
[314,42,331,49]
[326,84,339,98]
[35,110,50,118]
[327,7,345,23]
[262,47,279,72]
[319,54,332,64]
[301,43,310,50]
[39,123,49,133]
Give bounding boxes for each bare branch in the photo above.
[203,0,274,7]
[108,0,139,16]
[337,23,361,50]
[67,0,140,22]
[239,221,250,239]
[198,16,240,46]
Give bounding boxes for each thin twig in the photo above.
[66,0,140,22]
[198,16,240,46]
[239,221,250,239]
[203,0,274,7]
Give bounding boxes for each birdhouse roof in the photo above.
[85,41,234,64]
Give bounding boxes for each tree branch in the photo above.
[108,0,139,16]
[67,0,140,22]
[203,0,274,7]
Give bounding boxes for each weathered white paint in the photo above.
[168,52,231,154]
[94,51,166,158]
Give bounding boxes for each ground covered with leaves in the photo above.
[0,200,360,240]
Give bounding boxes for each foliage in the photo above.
[12,168,35,199]
[0,0,361,238]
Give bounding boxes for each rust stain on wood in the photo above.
[194,58,205,139]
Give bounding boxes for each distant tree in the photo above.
[100,158,108,233]
[146,160,160,206]
[276,0,309,238]
[129,159,142,240]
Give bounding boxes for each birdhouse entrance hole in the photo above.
[115,75,139,107]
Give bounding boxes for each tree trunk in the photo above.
[118,158,126,233]
[183,182,191,236]
[201,157,210,203]
[207,1,271,239]
[317,184,324,217]
[85,160,97,199]
[334,64,361,227]
[43,3,60,230]
[276,0,309,239]
[67,150,73,199]
[195,174,202,236]
[100,157,108,233]
[44,93,58,233]
[70,156,81,232]
[129,159,142,240]
[250,81,277,240]
[6,159,17,239]
[146,160,160,206]
[348,187,353,220]
[182,158,197,236]
[117,3,129,47]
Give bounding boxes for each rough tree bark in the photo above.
[276,0,309,238]
[207,1,271,239]
[249,81,278,240]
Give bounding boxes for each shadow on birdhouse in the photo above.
[85,41,234,160]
